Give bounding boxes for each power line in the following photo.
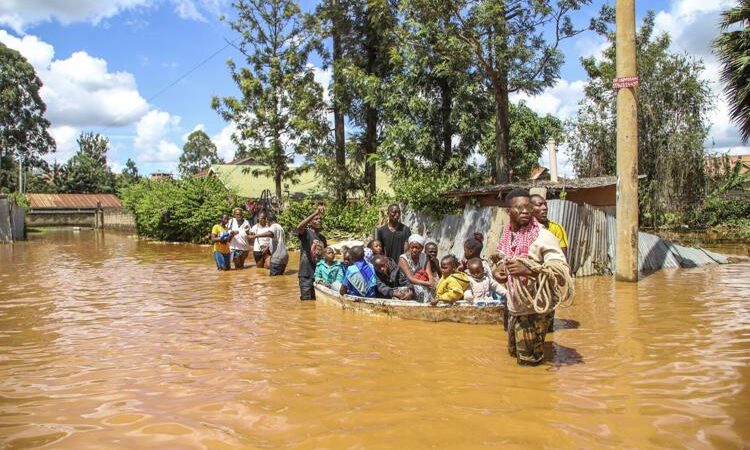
[146,39,237,103]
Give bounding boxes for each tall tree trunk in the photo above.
[439,76,452,165]
[493,81,510,183]
[274,171,282,203]
[363,16,378,195]
[332,0,347,203]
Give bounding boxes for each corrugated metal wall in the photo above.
[404,200,729,277]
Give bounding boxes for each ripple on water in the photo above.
[0,230,749,449]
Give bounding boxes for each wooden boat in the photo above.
[314,284,504,325]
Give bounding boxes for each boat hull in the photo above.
[314,285,504,325]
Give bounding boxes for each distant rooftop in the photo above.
[26,193,123,209]
[445,176,618,198]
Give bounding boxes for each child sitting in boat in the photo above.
[365,239,384,264]
[372,254,415,300]
[434,255,470,304]
[314,246,344,290]
[464,257,506,303]
[339,245,378,298]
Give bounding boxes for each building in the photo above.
[24,193,134,230]
[196,162,394,200]
[149,172,173,181]
[445,176,619,208]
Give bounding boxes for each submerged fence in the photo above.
[403,199,727,277]
[0,195,25,243]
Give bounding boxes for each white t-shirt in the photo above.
[251,223,273,252]
[270,223,289,265]
[227,218,251,251]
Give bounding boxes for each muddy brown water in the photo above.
[1,229,749,449]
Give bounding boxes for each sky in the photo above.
[0,0,747,178]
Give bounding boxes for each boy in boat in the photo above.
[434,255,470,303]
[339,246,378,298]
[372,254,415,300]
[295,204,327,301]
[493,188,573,366]
[464,257,506,303]
[314,246,344,290]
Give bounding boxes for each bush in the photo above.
[120,177,242,243]
[277,194,393,246]
[691,195,750,229]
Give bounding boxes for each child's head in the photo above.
[463,237,483,260]
[372,254,389,274]
[342,249,352,266]
[323,246,335,263]
[368,239,384,255]
[440,254,459,276]
[425,242,438,259]
[350,245,365,262]
[467,258,484,279]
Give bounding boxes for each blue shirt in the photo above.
[341,260,378,298]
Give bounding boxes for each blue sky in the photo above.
[0,0,746,177]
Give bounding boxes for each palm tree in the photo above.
[714,0,750,143]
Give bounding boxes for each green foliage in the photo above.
[213,0,330,199]
[6,192,29,208]
[277,194,393,245]
[178,130,222,177]
[61,132,116,193]
[120,176,242,243]
[0,42,55,192]
[714,0,750,143]
[116,158,141,190]
[567,12,712,228]
[692,196,750,229]
[389,163,465,217]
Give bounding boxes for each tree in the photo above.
[567,12,712,227]
[419,0,608,182]
[178,130,221,177]
[0,42,55,192]
[62,132,116,193]
[116,158,141,190]
[213,0,330,200]
[714,0,750,143]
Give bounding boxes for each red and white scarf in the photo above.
[497,217,541,258]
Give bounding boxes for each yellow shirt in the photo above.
[435,272,470,302]
[211,224,230,254]
[546,220,569,249]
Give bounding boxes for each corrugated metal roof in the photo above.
[26,194,123,209]
[638,232,681,272]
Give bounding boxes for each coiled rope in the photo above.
[506,259,574,314]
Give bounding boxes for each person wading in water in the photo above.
[529,193,571,332]
[295,204,327,301]
[493,188,573,366]
[376,204,411,260]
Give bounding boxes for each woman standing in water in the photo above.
[227,207,252,269]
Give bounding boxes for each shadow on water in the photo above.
[544,342,584,369]
[551,318,580,330]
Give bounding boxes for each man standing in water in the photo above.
[296,204,327,300]
[529,193,570,332]
[494,189,573,366]
[376,204,411,260]
[267,213,288,276]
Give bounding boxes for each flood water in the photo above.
[1,229,749,449]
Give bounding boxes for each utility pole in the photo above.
[615,0,639,281]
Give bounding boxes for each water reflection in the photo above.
[0,229,748,448]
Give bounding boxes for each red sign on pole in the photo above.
[613,76,640,89]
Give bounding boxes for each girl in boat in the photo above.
[397,234,435,303]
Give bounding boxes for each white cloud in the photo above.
[0,30,150,128]
[653,0,746,151]
[0,0,225,31]
[47,125,79,163]
[211,123,236,161]
[134,110,182,163]
[511,79,586,121]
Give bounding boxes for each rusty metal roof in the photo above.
[26,194,123,209]
[445,176,619,197]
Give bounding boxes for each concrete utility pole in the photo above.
[615,0,639,281]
